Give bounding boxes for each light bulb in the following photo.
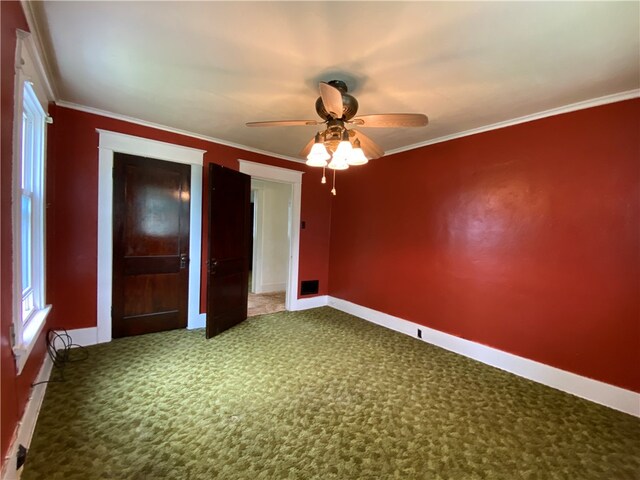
[329,129,352,170]
[333,131,352,160]
[347,138,368,165]
[306,132,330,167]
[327,156,349,170]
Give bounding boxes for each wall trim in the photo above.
[186,314,206,330]
[97,130,205,344]
[57,101,303,164]
[96,129,206,164]
[239,160,303,312]
[1,353,53,480]
[257,282,287,294]
[11,31,52,376]
[386,89,640,157]
[327,296,640,417]
[19,2,58,100]
[239,159,305,182]
[60,327,98,347]
[290,295,329,311]
[250,186,264,295]
[58,91,638,164]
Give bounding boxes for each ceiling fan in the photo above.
[246,80,428,194]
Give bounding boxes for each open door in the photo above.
[206,163,251,338]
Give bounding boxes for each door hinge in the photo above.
[9,324,16,347]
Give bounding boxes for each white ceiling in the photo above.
[31,1,639,161]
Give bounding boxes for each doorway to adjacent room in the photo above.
[238,160,303,314]
[248,179,291,316]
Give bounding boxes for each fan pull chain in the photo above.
[321,166,326,184]
[331,170,337,195]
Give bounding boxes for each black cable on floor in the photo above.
[31,329,89,387]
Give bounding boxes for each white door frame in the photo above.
[238,160,303,311]
[97,130,206,344]
[250,186,264,294]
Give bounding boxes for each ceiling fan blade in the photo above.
[246,120,320,127]
[352,130,385,159]
[319,82,344,118]
[299,135,316,158]
[351,113,428,128]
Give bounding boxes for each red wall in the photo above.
[0,0,51,468]
[46,105,332,331]
[2,6,637,466]
[329,99,640,393]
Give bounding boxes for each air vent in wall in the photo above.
[300,280,319,296]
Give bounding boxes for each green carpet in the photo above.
[24,307,640,479]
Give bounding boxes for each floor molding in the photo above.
[1,353,53,480]
[327,296,640,417]
[254,282,287,294]
[290,295,329,311]
[62,327,99,346]
[187,314,206,330]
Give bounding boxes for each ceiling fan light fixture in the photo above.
[330,129,352,166]
[327,155,349,170]
[347,138,368,165]
[249,80,427,194]
[306,132,330,167]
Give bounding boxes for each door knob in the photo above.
[180,254,189,269]
[207,259,218,273]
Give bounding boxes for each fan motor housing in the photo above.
[315,80,359,121]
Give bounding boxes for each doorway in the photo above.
[238,160,303,312]
[97,130,205,344]
[248,179,291,317]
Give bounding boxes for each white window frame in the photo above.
[11,31,53,374]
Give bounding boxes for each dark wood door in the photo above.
[206,164,250,339]
[112,153,191,338]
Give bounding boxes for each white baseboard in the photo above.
[290,295,329,311]
[254,282,287,294]
[1,353,53,480]
[327,296,640,417]
[187,313,206,330]
[60,327,99,347]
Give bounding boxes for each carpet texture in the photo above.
[24,307,640,479]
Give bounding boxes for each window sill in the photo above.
[13,304,51,375]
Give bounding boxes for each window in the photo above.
[20,83,45,325]
[12,32,52,374]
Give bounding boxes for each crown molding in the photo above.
[54,101,305,164]
[385,89,640,157]
[20,1,58,101]
[57,89,638,165]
